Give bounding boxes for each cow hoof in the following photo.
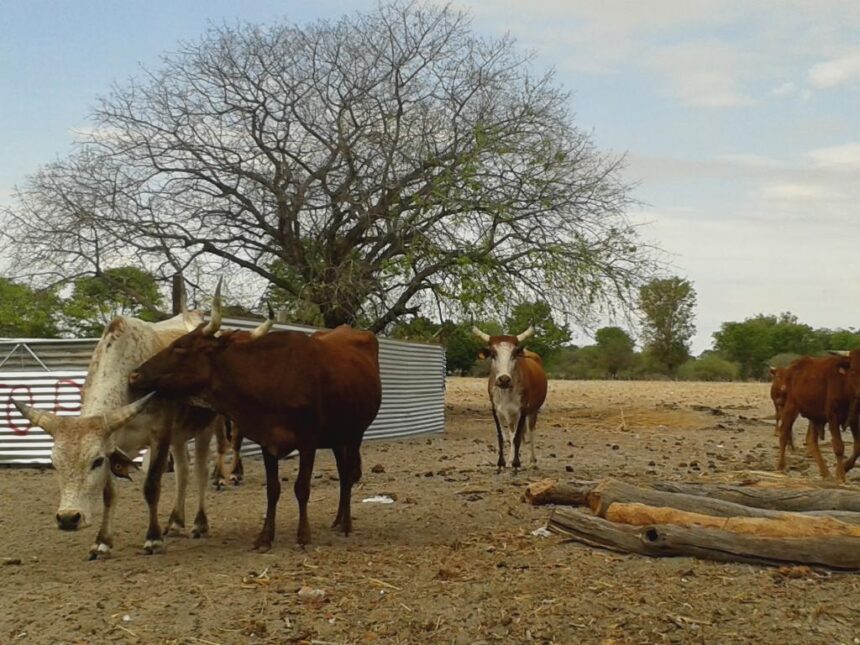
[143,539,165,555]
[191,525,208,539]
[230,474,243,486]
[251,542,271,553]
[88,542,111,561]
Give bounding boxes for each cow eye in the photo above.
[91,456,105,471]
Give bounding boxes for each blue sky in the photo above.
[2,1,859,352]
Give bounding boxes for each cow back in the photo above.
[784,355,851,421]
[211,328,381,450]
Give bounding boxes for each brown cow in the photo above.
[770,364,823,453]
[129,293,382,550]
[211,417,245,488]
[472,326,548,472]
[776,355,860,482]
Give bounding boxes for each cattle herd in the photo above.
[9,285,860,559]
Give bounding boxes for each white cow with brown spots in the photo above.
[472,326,548,472]
[13,311,237,559]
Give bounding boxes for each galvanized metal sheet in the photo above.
[0,323,445,464]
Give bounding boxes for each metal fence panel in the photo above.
[0,323,445,464]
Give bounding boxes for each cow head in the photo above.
[473,326,535,389]
[11,393,154,530]
[128,279,273,396]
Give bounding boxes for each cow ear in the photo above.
[477,348,489,360]
[769,367,776,376]
[109,448,138,481]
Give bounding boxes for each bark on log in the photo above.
[651,481,860,512]
[587,479,860,525]
[522,479,596,506]
[603,502,860,538]
[548,508,860,570]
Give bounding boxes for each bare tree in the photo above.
[2,2,658,331]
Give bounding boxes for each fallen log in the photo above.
[587,479,860,525]
[603,502,860,538]
[522,479,596,506]
[548,507,860,570]
[651,481,860,512]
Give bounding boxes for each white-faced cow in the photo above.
[473,326,548,472]
[12,310,265,558]
[128,292,382,550]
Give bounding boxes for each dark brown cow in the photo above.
[129,297,382,550]
[472,326,548,472]
[776,355,860,482]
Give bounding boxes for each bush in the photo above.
[677,355,741,381]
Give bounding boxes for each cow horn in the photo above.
[201,278,223,336]
[11,399,60,437]
[102,392,156,436]
[472,326,491,343]
[250,302,275,339]
[829,350,850,356]
[516,326,535,342]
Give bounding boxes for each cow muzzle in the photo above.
[495,375,512,389]
[56,511,84,531]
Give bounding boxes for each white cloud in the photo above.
[807,142,860,168]
[771,81,796,96]
[761,182,829,202]
[646,41,755,107]
[808,51,860,88]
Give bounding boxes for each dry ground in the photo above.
[2,379,860,644]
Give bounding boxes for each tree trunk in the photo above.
[587,478,860,524]
[548,508,860,570]
[651,481,860,512]
[522,479,596,506]
[602,502,860,537]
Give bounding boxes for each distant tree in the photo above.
[0,278,61,338]
[638,277,696,374]
[817,328,860,351]
[62,267,163,336]
[2,3,657,332]
[446,320,502,375]
[677,355,740,382]
[594,326,635,377]
[390,316,441,342]
[713,312,821,379]
[504,301,571,361]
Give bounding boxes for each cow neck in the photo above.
[81,318,162,417]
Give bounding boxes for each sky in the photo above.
[1,0,859,352]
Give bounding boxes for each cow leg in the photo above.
[295,448,317,546]
[331,445,356,535]
[192,426,212,538]
[511,414,526,473]
[492,408,505,472]
[230,428,245,485]
[806,421,831,480]
[166,439,189,536]
[253,450,281,552]
[527,412,538,469]
[143,438,171,554]
[776,405,798,472]
[828,415,846,483]
[212,418,229,490]
[845,423,860,473]
[89,477,117,560]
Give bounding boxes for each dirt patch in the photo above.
[1,378,859,644]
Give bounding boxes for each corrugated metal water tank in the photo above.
[0,320,446,465]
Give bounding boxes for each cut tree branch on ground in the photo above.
[548,507,860,570]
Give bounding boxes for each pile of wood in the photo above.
[524,478,860,570]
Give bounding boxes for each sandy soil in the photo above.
[2,378,860,644]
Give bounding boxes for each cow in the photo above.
[128,290,382,550]
[472,326,548,472]
[212,417,245,488]
[770,364,822,453]
[11,310,267,558]
[776,354,860,482]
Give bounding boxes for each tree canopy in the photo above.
[0,278,61,338]
[1,2,656,332]
[638,276,696,374]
